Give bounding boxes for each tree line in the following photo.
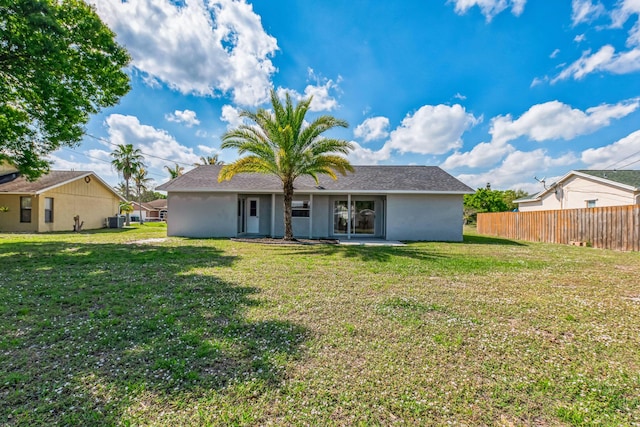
[463,185,530,224]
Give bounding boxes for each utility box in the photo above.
[108,216,124,228]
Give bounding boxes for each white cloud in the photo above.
[490,99,640,144]
[387,104,480,155]
[556,1,640,80]
[611,0,640,46]
[581,129,640,169]
[90,0,278,106]
[165,109,200,127]
[554,45,640,81]
[220,104,245,129]
[347,141,391,165]
[442,140,515,169]
[550,48,561,58]
[277,76,341,112]
[49,150,118,184]
[442,99,638,170]
[574,34,586,43]
[455,149,577,191]
[197,145,220,155]
[104,114,201,174]
[354,117,390,142]
[449,0,526,22]
[571,0,605,26]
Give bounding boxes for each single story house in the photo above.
[156,165,473,241]
[515,170,640,212]
[0,170,125,232]
[130,199,168,222]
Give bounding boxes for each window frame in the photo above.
[20,196,32,223]
[291,200,310,218]
[44,197,54,223]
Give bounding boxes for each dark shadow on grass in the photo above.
[463,234,526,246]
[277,244,447,262]
[0,240,308,425]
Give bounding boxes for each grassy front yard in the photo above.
[1,225,639,425]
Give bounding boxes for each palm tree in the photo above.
[133,167,152,224]
[119,201,134,216]
[219,89,354,240]
[165,163,184,179]
[194,155,224,166]
[111,144,144,226]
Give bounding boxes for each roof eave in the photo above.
[161,188,473,195]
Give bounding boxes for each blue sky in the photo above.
[52,0,640,194]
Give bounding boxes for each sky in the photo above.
[50,0,640,194]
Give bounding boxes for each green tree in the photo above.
[133,167,151,224]
[503,189,529,211]
[219,89,353,240]
[165,163,184,179]
[111,144,144,226]
[0,0,130,180]
[119,201,133,215]
[114,182,132,200]
[463,187,529,224]
[194,155,224,166]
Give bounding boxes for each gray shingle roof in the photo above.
[0,170,92,193]
[578,170,640,189]
[156,165,473,194]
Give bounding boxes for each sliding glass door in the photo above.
[333,200,375,235]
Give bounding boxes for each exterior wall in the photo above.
[271,194,331,238]
[167,192,237,237]
[39,178,121,231]
[386,194,464,241]
[519,175,638,212]
[0,177,120,232]
[238,194,272,236]
[0,194,39,232]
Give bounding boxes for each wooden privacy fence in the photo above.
[477,205,640,251]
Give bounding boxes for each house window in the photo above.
[20,197,32,223]
[44,197,54,223]
[586,199,597,208]
[292,200,310,217]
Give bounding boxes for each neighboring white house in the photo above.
[515,170,640,212]
[156,165,474,241]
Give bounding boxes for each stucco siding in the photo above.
[272,194,340,238]
[386,194,464,241]
[167,192,237,237]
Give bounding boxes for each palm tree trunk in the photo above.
[283,178,295,240]
[125,179,131,226]
[138,185,143,225]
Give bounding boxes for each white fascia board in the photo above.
[167,189,473,195]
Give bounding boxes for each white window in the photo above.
[292,200,310,217]
[586,199,597,208]
[44,197,54,223]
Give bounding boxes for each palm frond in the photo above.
[218,156,277,182]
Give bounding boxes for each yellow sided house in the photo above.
[0,170,124,232]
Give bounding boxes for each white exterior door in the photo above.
[247,198,259,233]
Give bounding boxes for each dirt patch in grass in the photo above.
[231,237,338,245]
[125,237,170,245]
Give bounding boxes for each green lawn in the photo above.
[1,225,639,426]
